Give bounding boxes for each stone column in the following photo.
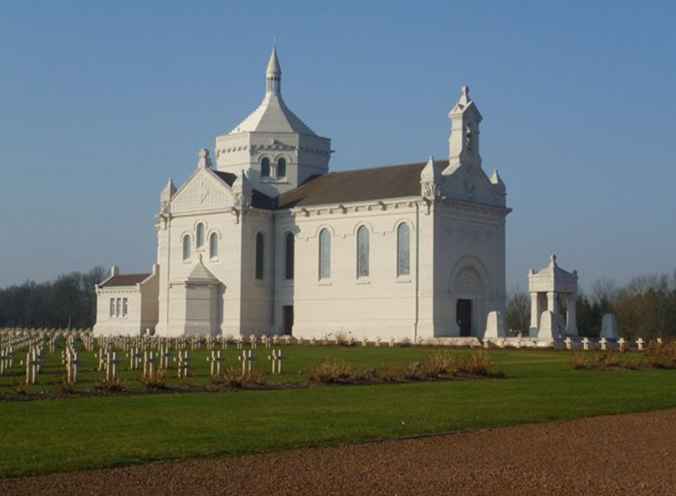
[547,291,558,315]
[566,292,578,336]
[529,292,539,337]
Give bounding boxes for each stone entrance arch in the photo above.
[448,256,490,337]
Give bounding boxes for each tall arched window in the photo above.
[397,223,410,276]
[255,232,264,280]
[277,158,287,178]
[285,232,295,279]
[209,232,218,259]
[196,223,205,248]
[319,228,331,279]
[182,235,191,261]
[261,157,271,177]
[357,226,370,278]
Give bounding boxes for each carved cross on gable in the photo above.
[199,180,209,204]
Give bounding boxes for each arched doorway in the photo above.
[450,257,489,337]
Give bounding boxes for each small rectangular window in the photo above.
[122,298,128,317]
[109,298,115,317]
[115,298,121,317]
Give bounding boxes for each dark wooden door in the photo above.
[282,306,294,335]
[457,299,472,337]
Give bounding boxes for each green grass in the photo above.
[1,346,675,478]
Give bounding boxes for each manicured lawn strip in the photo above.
[1,351,676,478]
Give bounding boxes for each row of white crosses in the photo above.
[268,349,285,375]
[0,345,15,376]
[63,345,79,385]
[206,350,224,378]
[238,350,256,375]
[177,350,191,379]
[24,342,47,385]
[562,337,652,352]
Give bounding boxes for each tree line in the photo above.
[507,271,676,338]
[0,267,107,329]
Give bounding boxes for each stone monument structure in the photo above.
[528,255,578,340]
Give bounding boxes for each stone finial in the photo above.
[420,157,440,207]
[197,148,212,169]
[550,254,558,266]
[160,178,176,206]
[459,85,470,105]
[111,265,119,277]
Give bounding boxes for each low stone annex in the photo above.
[94,48,511,340]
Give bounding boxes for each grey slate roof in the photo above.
[211,160,440,211]
[100,274,150,287]
[277,160,444,209]
[212,171,277,210]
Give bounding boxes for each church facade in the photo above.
[94,49,510,340]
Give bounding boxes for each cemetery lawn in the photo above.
[2,348,676,478]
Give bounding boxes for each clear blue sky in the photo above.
[1,1,674,291]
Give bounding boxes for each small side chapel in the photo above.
[94,49,511,340]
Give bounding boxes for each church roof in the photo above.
[277,160,447,209]
[229,93,317,136]
[212,171,277,209]
[100,273,150,287]
[228,49,318,136]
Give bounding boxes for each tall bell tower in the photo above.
[447,85,483,175]
[213,48,332,197]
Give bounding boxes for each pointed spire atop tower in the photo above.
[266,47,282,95]
[445,84,483,175]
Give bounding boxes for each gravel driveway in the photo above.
[3,408,676,495]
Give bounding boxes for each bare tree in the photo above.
[506,287,530,336]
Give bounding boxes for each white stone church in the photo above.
[94,49,510,340]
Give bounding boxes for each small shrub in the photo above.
[308,359,374,384]
[14,383,29,395]
[96,377,127,392]
[572,352,644,370]
[416,351,500,378]
[140,371,167,390]
[221,366,266,388]
[646,342,676,369]
[57,382,77,395]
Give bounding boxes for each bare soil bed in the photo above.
[3,408,676,496]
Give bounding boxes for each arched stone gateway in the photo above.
[448,256,490,337]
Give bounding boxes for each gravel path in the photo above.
[3,408,676,496]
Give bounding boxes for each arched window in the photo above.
[255,232,264,280]
[277,158,287,178]
[196,223,205,249]
[261,157,271,177]
[357,226,370,278]
[285,232,294,280]
[182,235,191,261]
[397,223,410,276]
[319,228,331,279]
[209,232,218,259]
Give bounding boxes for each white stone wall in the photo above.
[93,287,141,336]
[274,200,422,340]
[432,201,507,337]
